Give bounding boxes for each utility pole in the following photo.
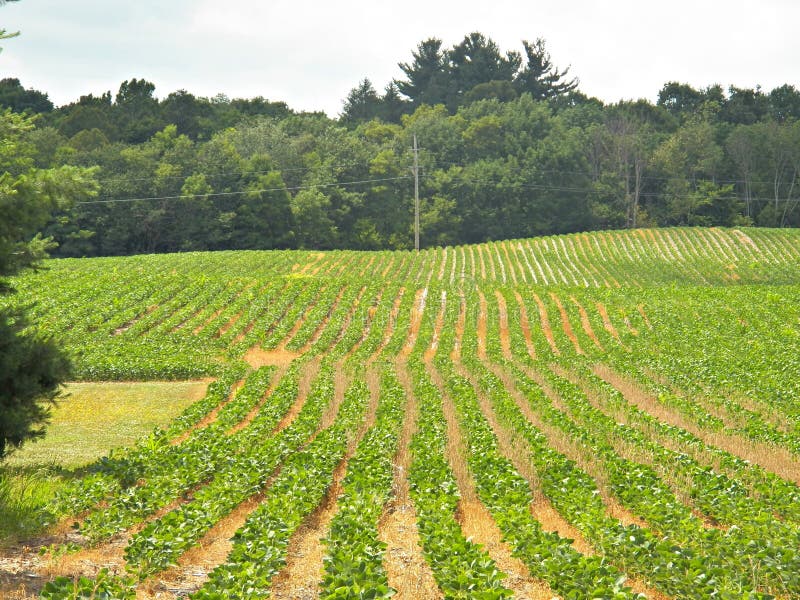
[413,134,420,251]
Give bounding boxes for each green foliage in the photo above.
[40,568,136,599]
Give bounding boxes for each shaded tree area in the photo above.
[2,31,799,258]
[0,109,98,458]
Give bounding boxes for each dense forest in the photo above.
[3,32,800,255]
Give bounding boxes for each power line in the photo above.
[77,175,412,205]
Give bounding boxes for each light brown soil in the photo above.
[513,291,537,360]
[530,292,560,356]
[456,500,555,600]
[549,293,584,355]
[424,291,447,363]
[171,378,246,445]
[500,242,519,285]
[366,288,406,364]
[297,285,348,354]
[379,362,442,600]
[322,285,367,353]
[143,491,270,599]
[596,302,628,349]
[341,289,384,361]
[215,308,245,339]
[427,363,555,600]
[380,255,396,279]
[113,304,159,336]
[275,285,330,351]
[450,292,467,363]
[594,365,800,485]
[484,361,670,600]
[494,290,513,361]
[637,304,653,329]
[476,291,488,360]
[398,288,427,361]
[192,307,224,336]
[225,369,284,436]
[570,296,605,352]
[242,346,301,369]
[273,359,321,434]
[232,281,292,346]
[269,365,382,599]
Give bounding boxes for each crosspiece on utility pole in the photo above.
[413,134,420,251]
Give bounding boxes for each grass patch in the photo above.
[0,380,209,544]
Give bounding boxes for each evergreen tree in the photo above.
[514,38,578,100]
[0,110,98,459]
[396,38,450,107]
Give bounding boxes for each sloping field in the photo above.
[3,227,800,599]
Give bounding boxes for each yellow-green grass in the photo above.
[0,380,209,543]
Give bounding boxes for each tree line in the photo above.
[2,32,800,257]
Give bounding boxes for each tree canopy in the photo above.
[0,31,797,262]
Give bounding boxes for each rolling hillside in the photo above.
[3,226,800,599]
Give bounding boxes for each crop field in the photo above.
[2,227,800,599]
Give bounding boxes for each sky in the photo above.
[1,0,798,117]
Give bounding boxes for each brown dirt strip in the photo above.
[481,361,645,531]
[500,242,519,285]
[192,307,224,336]
[242,347,301,369]
[423,291,447,363]
[578,234,619,288]
[380,255,396,279]
[530,292,560,356]
[494,290,513,361]
[215,307,245,339]
[476,291,488,360]
[227,362,300,436]
[437,247,448,281]
[636,304,653,329]
[366,288,406,365]
[319,284,367,354]
[170,305,206,334]
[275,284,333,352]
[426,363,555,600]
[639,367,763,434]
[296,285,348,354]
[298,253,325,276]
[273,359,322,434]
[112,304,159,337]
[480,361,671,599]
[170,377,247,446]
[341,289,384,361]
[398,288,428,362]
[570,296,605,352]
[233,280,292,345]
[144,470,285,599]
[150,364,353,598]
[593,364,800,486]
[481,244,497,280]
[549,293,585,356]
[551,365,729,531]
[192,281,257,336]
[378,362,442,600]
[513,291,537,361]
[595,302,629,350]
[269,365,382,599]
[450,292,467,363]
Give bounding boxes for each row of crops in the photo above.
[10,227,800,598]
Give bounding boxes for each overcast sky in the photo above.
[1,0,798,116]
